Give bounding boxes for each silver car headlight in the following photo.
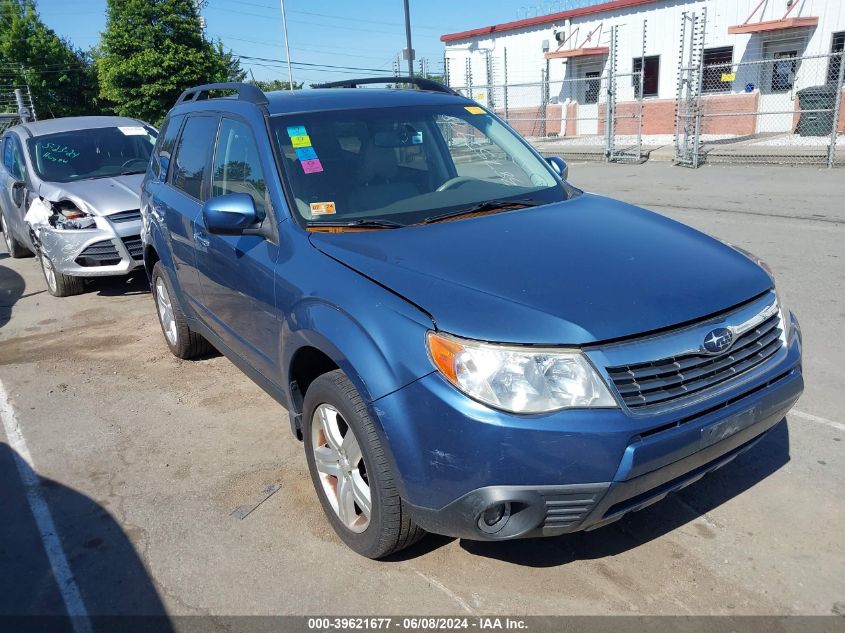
[427,331,617,414]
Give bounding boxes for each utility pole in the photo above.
[279,0,295,91]
[403,0,414,78]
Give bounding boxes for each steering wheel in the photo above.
[121,158,148,170]
[436,176,476,192]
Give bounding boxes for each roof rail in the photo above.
[313,76,459,96]
[176,82,269,106]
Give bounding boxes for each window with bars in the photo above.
[632,56,659,98]
[828,32,845,84]
[702,47,734,93]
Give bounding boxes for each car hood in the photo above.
[38,174,143,216]
[309,193,774,345]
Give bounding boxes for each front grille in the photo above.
[108,209,141,224]
[76,240,121,266]
[121,235,143,260]
[607,313,783,409]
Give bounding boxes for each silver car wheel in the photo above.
[1,214,12,252]
[41,254,57,293]
[155,277,178,346]
[311,403,371,533]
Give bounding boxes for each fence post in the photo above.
[828,48,845,168]
[691,7,707,168]
[503,47,509,122]
[635,19,647,162]
[604,25,617,160]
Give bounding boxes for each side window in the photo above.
[151,114,183,180]
[4,136,25,181]
[170,115,218,200]
[211,118,267,220]
[633,55,660,98]
[829,32,845,84]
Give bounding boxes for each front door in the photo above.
[758,41,802,134]
[193,115,281,380]
[577,68,602,136]
[0,133,33,250]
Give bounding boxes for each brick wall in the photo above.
[699,92,759,135]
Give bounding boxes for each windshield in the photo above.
[271,105,576,227]
[28,125,157,183]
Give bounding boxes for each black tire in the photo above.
[39,252,84,297]
[1,210,31,258]
[151,262,211,359]
[303,370,425,559]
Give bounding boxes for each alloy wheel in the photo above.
[311,403,372,533]
[155,277,178,346]
[1,215,12,252]
[41,254,57,293]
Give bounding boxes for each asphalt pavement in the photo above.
[0,162,843,624]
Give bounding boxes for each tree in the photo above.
[97,0,243,123]
[253,78,303,92]
[0,0,99,117]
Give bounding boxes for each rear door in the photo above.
[153,113,219,309]
[193,115,281,378]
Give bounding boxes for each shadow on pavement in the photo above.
[460,420,791,567]
[0,442,172,632]
[88,271,150,297]
[0,261,26,329]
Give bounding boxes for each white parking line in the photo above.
[791,409,845,433]
[0,380,93,633]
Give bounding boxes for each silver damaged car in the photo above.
[0,116,157,296]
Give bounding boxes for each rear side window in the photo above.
[3,135,25,181]
[211,117,267,220]
[170,115,218,200]
[151,114,184,180]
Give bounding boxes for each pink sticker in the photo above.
[301,159,324,174]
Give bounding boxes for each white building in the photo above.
[441,0,845,137]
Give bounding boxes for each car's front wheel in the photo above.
[151,262,211,359]
[303,370,425,559]
[40,252,84,297]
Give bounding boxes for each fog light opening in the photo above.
[477,502,511,534]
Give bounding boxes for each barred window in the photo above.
[702,47,733,93]
[828,32,845,84]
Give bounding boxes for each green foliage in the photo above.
[97,0,244,123]
[0,0,99,117]
[253,78,304,92]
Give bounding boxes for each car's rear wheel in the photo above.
[1,211,31,259]
[151,262,211,359]
[303,370,425,559]
[40,252,84,297]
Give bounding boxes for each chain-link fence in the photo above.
[446,24,647,163]
[677,50,845,167]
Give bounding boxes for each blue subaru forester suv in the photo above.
[141,79,803,559]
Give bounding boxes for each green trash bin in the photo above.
[795,84,838,136]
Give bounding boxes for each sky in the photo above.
[35,0,537,86]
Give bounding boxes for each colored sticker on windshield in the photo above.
[301,158,324,174]
[286,125,307,137]
[464,106,486,114]
[310,201,336,215]
[295,147,318,161]
[290,135,312,148]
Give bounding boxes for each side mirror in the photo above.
[546,156,569,182]
[202,193,260,235]
[11,181,26,208]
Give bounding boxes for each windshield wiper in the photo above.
[420,199,539,224]
[307,218,405,230]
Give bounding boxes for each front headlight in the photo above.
[426,331,617,414]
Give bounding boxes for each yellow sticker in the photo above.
[310,201,336,216]
[290,135,312,148]
[464,106,486,115]
[721,72,736,82]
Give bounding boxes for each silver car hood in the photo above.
[38,173,143,216]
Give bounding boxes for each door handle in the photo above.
[193,230,210,247]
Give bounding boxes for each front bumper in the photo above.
[38,216,144,277]
[373,315,803,541]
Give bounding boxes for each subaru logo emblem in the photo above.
[703,328,733,354]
